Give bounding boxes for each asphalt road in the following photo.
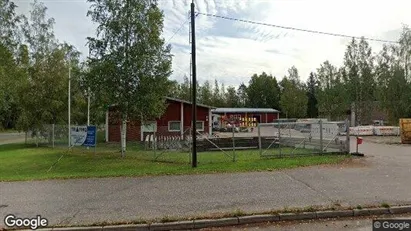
[1,140,411,227]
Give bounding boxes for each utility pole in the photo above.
[190,1,197,168]
[87,87,90,150]
[68,59,71,149]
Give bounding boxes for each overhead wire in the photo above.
[196,12,399,44]
[165,12,199,45]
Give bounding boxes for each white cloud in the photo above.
[14,0,411,85]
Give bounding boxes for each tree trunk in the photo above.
[120,114,127,157]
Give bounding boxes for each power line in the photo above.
[165,13,199,45]
[197,12,399,44]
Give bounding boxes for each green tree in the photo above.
[279,67,307,118]
[0,0,24,129]
[16,1,82,141]
[199,80,213,106]
[343,38,376,125]
[87,0,173,155]
[375,27,411,123]
[237,83,247,107]
[176,75,191,101]
[0,0,21,50]
[306,72,318,118]
[224,86,240,107]
[246,72,280,109]
[212,80,224,107]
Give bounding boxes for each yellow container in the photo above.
[400,118,411,144]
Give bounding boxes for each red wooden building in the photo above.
[105,97,214,142]
[211,108,280,128]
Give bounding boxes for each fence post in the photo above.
[232,126,236,162]
[52,124,55,148]
[278,120,281,157]
[94,127,97,155]
[320,120,323,154]
[345,119,350,154]
[153,131,157,160]
[258,123,262,157]
[187,127,193,164]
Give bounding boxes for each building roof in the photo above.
[212,108,280,114]
[165,97,215,109]
[108,97,215,109]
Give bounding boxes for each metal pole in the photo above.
[190,1,197,168]
[258,123,262,157]
[320,120,323,154]
[87,87,90,126]
[68,60,71,149]
[52,124,55,148]
[87,87,90,150]
[346,119,350,153]
[278,120,281,157]
[232,126,235,162]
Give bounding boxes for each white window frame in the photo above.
[141,121,157,132]
[192,121,204,132]
[168,121,181,132]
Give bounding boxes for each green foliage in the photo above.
[199,80,213,106]
[280,67,308,118]
[246,72,280,109]
[0,0,21,50]
[86,0,173,124]
[306,72,318,118]
[225,86,240,107]
[316,61,349,120]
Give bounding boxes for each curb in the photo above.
[41,205,411,231]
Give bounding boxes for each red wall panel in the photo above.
[108,99,211,142]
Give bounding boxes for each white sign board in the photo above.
[70,126,88,146]
[311,123,340,137]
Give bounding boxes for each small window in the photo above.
[168,121,181,132]
[191,121,204,131]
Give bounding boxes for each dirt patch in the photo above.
[362,136,401,145]
[319,156,370,169]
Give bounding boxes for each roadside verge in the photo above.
[29,204,411,231]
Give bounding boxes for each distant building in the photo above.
[211,108,280,129]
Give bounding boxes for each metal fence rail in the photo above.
[258,120,350,158]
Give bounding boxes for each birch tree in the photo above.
[87,0,172,156]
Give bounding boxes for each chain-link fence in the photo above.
[141,126,237,164]
[24,124,105,148]
[258,120,350,158]
[141,120,349,163]
[22,121,349,164]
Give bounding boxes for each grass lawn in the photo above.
[0,142,349,181]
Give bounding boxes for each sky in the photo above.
[13,0,411,87]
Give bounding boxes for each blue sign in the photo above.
[84,126,97,147]
[71,125,97,147]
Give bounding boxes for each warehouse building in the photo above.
[211,108,280,129]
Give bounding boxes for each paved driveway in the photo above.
[0,140,410,227]
[0,133,26,145]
